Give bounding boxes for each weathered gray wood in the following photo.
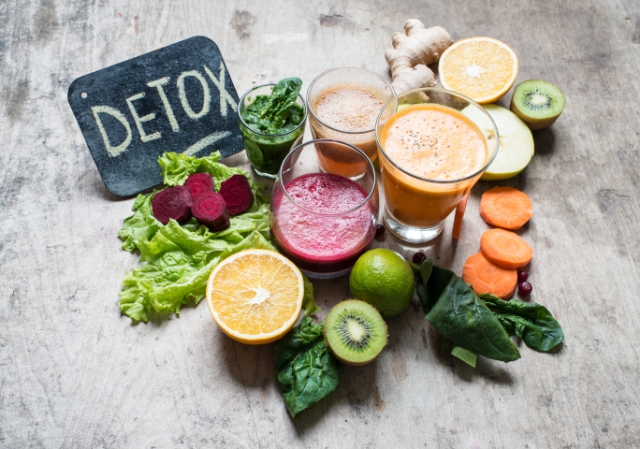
[1,0,640,447]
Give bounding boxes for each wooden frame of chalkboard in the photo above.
[68,36,244,197]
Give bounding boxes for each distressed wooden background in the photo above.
[1,0,640,447]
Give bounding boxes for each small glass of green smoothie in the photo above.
[238,78,307,178]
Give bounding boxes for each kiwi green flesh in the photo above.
[511,80,565,130]
[324,300,388,366]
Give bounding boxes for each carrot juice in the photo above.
[378,103,488,230]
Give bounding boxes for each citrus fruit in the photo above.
[349,248,415,318]
[439,37,519,104]
[205,249,304,344]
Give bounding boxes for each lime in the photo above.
[349,248,415,318]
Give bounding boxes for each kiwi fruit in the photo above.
[324,300,388,366]
[510,80,565,130]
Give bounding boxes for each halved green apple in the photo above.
[463,104,534,180]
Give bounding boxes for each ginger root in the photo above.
[385,19,453,94]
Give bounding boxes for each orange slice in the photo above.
[439,37,519,104]
[206,249,304,344]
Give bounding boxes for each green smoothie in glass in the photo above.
[238,78,307,178]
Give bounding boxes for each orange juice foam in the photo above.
[313,84,387,132]
[379,103,487,228]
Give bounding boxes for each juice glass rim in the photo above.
[277,138,377,216]
[306,66,395,135]
[375,87,500,184]
[237,82,308,138]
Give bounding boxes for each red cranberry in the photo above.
[518,281,533,296]
[517,270,529,282]
[412,252,426,264]
[375,224,386,237]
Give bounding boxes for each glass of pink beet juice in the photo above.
[270,139,379,279]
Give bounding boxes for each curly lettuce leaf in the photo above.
[276,317,339,418]
[120,230,276,322]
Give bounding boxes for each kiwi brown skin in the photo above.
[323,299,389,366]
[510,79,565,130]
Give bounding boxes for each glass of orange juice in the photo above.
[375,88,499,243]
[307,67,395,168]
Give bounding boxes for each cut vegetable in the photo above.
[185,173,215,199]
[480,228,533,269]
[151,185,193,225]
[462,252,517,299]
[479,186,532,230]
[192,192,230,232]
[219,174,255,216]
[462,104,534,180]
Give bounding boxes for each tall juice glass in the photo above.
[307,67,394,171]
[270,139,379,279]
[375,88,499,243]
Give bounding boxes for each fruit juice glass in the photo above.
[238,84,307,178]
[375,88,499,243]
[306,67,394,171]
[270,139,379,279]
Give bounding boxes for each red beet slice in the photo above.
[219,175,254,216]
[185,172,215,199]
[192,192,230,232]
[151,185,193,225]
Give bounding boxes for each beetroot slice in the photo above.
[192,192,230,232]
[219,175,254,216]
[185,173,215,199]
[151,185,193,225]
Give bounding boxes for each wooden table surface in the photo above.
[2,0,639,447]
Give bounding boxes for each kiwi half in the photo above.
[324,300,388,366]
[510,80,565,130]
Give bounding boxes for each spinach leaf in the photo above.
[301,274,321,316]
[275,317,339,418]
[479,294,564,352]
[242,77,304,134]
[422,261,521,363]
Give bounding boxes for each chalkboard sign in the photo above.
[68,36,244,197]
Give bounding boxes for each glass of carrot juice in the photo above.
[270,139,379,279]
[307,67,394,167]
[375,88,499,243]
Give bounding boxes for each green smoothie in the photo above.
[239,78,307,177]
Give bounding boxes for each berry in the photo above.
[517,270,529,282]
[375,224,386,237]
[412,252,426,264]
[518,281,533,296]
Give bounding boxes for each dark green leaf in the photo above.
[480,294,564,352]
[424,265,520,362]
[276,317,339,418]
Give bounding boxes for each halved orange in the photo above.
[206,249,304,344]
[439,37,519,104]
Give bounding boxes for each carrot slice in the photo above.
[479,186,532,230]
[480,228,533,269]
[452,193,469,240]
[462,252,517,299]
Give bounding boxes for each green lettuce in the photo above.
[118,152,273,322]
[275,317,339,418]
